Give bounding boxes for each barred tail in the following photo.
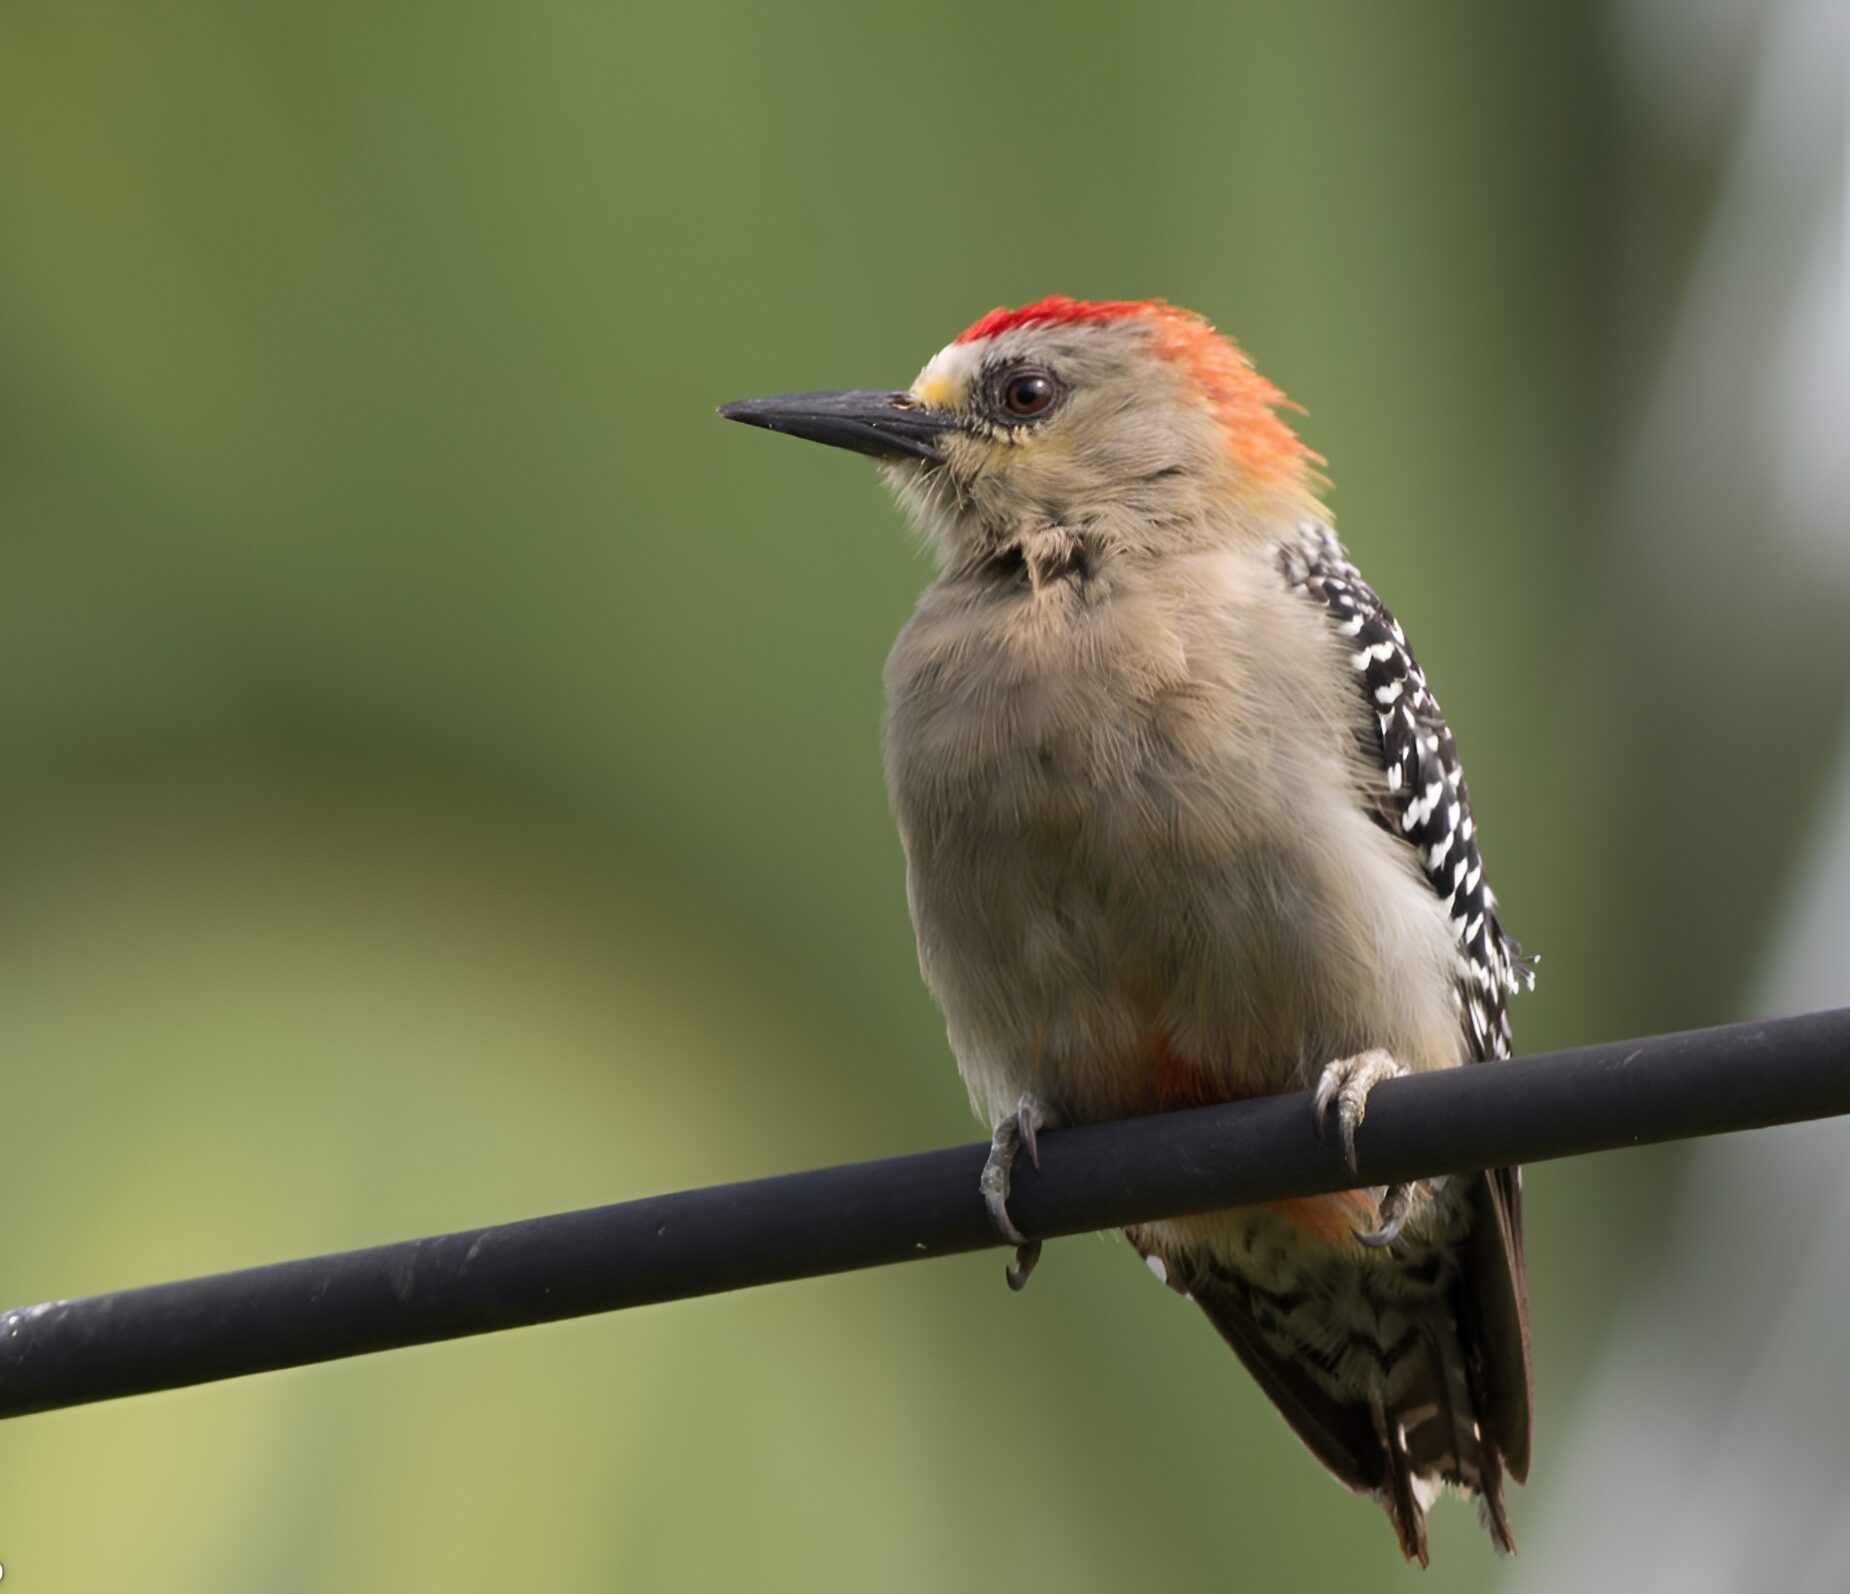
[1130,1170,1529,1566]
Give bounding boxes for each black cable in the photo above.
[3,1008,1847,1421]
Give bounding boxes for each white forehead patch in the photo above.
[911,341,985,411]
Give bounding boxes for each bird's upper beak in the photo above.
[716,390,958,464]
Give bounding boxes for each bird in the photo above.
[718,296,1534,1564]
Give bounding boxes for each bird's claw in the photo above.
[1312,1048,1407,1174]
[1005,1240,1042,1292]
[1313,1050,1419,1248]
[1354,1181,1418,1249]
[981,1094,1056,1290]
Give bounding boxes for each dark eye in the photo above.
[1004,373,1055,416]
[989,364,1064,422]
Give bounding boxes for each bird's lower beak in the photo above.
[716,390,957,464]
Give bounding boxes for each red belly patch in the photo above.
[1268,1191,1383,1242]
[1143,1025,1381,1242]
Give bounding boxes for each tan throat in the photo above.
[974,524,1097,591]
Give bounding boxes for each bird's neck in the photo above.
[962,522,1098,592]
[948,484,1330,595]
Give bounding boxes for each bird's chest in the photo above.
[886,575,1219,875]
[886,575,1310,1107]
[882,561,1461,1123]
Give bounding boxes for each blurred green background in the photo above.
[3,3,1842,1590]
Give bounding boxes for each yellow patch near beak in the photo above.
[913,374,957,411]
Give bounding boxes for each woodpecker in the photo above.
[719,297,1534,1563]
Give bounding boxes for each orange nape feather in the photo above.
[954,296,1323,488]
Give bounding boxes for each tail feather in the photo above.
[1178,1266,1384,1497]
[1181,1269,1486,1564]
[1369,1390,1431,1567]
[1131,1174,1527,1564]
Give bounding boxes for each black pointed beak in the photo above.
[716,389,957,464]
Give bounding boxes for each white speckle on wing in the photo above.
[1278,521,1534,1066]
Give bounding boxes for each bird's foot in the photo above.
[1312,1048,1407,1169]
[980,1094,1057,1291]
[1354,1179,1421,1249]
[1312,1050,1418,1248]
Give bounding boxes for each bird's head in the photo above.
[720,297,1324,570]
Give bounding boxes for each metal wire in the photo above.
[3,1007,1847,1421]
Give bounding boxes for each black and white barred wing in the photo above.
[1278,524,1534,1066]
[1279,522,1535,1488]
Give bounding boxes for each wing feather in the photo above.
[1278,521,1536,1511]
